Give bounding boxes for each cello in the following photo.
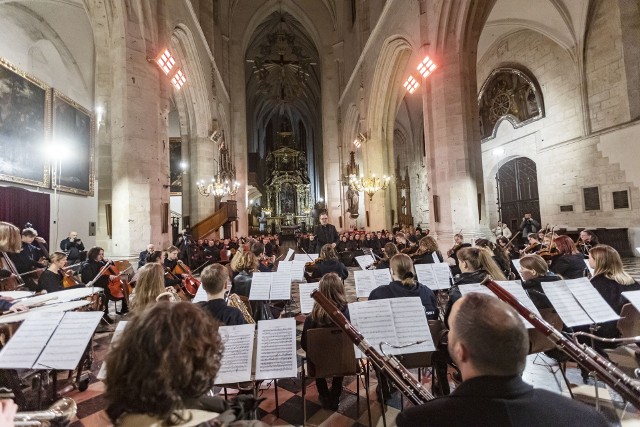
[172,261,200,297]
[101,260,131,301]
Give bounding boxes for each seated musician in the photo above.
[307,234,318,254]
[496,236,519,260]
[395,293,609,427]
[138,244,155,268]
[164,246,185,276]
[376,242,399,270]
[105,302,268,426]
[230,252,258,298]
[8,227,47,291]
[549,236,586,279]
[475,239,512,279]
[446,233,471,276]
[198,264,246,326]
[59,231,85,265]
[304,244,348,282]
[519,254,561,310]
[38,252,83,293]
[81,247,127,322]
[130,263,166,312]
[521,233,542,255]
[146,250,180,289]
[301,273,349,410]
[0,221,22,284]
[577,229,599,257]
[411,236,444,264]
[250,241,274,272]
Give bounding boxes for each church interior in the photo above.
[1,0,640,425]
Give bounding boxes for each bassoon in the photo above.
[481,277,640,409]
[311,290,434,405]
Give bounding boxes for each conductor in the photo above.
[314,210,339,248]
[396,293,608,427]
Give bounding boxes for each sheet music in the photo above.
[255,318,297,380]
[0,312,63,369]
[45,288,102,303]
[511,259,524,277]
[277,260,292,273]
[541,281,593,327]
[298,283,318,314]
[0,300,91,324]
[355,255,376,270]
[495,281,540,329]
[584,259,595,277]
[457,283,494,297]
[35,311,103,370]
[192,284,208,303]
[0,291,33,299]
[389,298,436,353]
[215,324,255,384]
[354,270,377,298]
[432,263,452,289]
[294,253,318,262]
[290,260,307,282]
[623,290,640,312]
[98,321,128,380]
[270,273,291,300]
[414,264,437,290]
[431,252,441,264]
[248,272,273,300]
[565,278,619,323]
[349,300,396,358]
[373,269,392,288]
[284,248,295,262]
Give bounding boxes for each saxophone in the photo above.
[227,293,255,324]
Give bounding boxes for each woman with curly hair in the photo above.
[105,302,225,426]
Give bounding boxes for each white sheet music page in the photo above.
[414,264,437,290]
[35,311,103,370]
[349,300,397,358]
[457,283,494,297]
[584,259,595,277]
[270,272,292,300]
[373,269,392,288]
[565,278,619,323]
[290,260,307,282]
[355,255,376,270]
[389,297,436,354]
[495,281,541,329]
[249,272,272,300]
[511,259,524,278]
[294,253,318,262]
[432,264,452,290]
[431,252,442,264]
[0,312,63,369]
[215,324,255,384]
[192,283,208,303]
[541,281,593,327]
[623,290,640,312]
[255,318,297,380]
[277,260,292,274]
[298,283,318,314]
[354,270,376,299]
[284,248,295,262]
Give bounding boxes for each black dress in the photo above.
[38,269,64,293]
[550,253,586,279]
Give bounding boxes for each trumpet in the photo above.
[14,397,77,426]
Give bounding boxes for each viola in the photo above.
[173,261,200,297]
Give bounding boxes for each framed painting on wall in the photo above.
[51,90,95,196]
[0,58,51,187]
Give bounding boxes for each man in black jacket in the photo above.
[59,231,85,265]
[314,211,339,249]
[396,293,608,427]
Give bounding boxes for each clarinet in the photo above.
[311,290,434,405]
[481,277,640,409]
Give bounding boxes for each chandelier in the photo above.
[196,136,240,198]
[262,207,272,216]
[349,173,392,201]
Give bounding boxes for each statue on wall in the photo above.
[347,184,359,219]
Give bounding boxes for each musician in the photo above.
[577,229,599,257]
[307,234,319,254]
[262,236,274,257]
[518,213,541,242]
[519,254,561,310]
[447,233,471,276]
[7,228,47,291]
[369,254,439,400]
[549,236,586,279]
[0,221,22,283]
[130,263,166,312]
[394,232,408,251]
[496,236,519,260]
[198,264,245,326]
[81,247,127,322]
[301,273,350,410]
[251,241,274,272]
[475,239,511,279]
[521,233,542,255]
[588,245,640,340]
[38,252,71,293]
[314,211,339,248]
[59,231,85,264]
[491,221,512,239]
[396,293,609,427]
[138,244,155,268]
[412,236,444,264]
[164,246,184,275]
[105,303,242,426]
[376,243,399,270]
[230,252,258,298]
[304,244,348,282]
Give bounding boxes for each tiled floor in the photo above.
[28,257,640,426]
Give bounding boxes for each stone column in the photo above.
[188,135,216,224]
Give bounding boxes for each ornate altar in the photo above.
[263,144,313,233]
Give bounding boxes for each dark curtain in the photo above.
[0,186,50,239]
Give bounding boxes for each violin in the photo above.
[101,260,131,300]
[173,261,200,297]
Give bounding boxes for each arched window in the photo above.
[478,68,544,140]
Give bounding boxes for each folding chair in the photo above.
[300,327,371,426]
[604,303,640,377]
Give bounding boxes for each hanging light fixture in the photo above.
[349,172,392,201]
[196,136,239,198]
